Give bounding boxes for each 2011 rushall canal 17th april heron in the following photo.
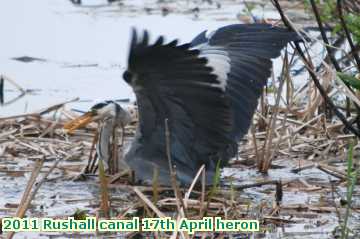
[64,23,300,186]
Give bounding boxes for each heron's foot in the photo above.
[71,173,89,181]
[70,166,91,181]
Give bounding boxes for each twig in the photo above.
[14,159,44,218]
[164,118,187,213]
[0,75,26,94]
[200,168,206,217]
[260,51,288,172]
[184,165,205,205]
[233,180,281,191]
[0,98,79,121]
[309,0,342,72]
[0,76,3,104]
[317,163,346,180]
[337,0,360,71]
[251,124,261,170]
[164,118,189,239]
[38,98,79,116]
[133,187,166,218]
[271,0,360,139]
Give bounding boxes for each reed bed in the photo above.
[0,81,359,238]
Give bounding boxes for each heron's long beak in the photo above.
[64,112,95,134]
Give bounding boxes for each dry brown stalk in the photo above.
[133,187,166,218]
[259,51,289,172]
[15,159,44,218]
[7,156,64,239]
[184,165,205,206]
[316,163,347,180]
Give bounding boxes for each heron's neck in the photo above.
[97,118,117,163]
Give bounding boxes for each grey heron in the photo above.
[65,24,300,185]
[65,100,132,174]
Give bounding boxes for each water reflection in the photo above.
[0,75,26,107]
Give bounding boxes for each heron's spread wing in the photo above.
[191,24,299,141]
[125,29,233,169]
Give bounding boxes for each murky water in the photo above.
[0,0,247,117]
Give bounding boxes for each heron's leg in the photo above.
[111,126,119,174]
[120,125,125,145]
[91,153,100,173]
[85,130,99,174]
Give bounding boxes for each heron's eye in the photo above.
[123,70,133,84]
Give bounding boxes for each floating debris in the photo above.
[11,56,47,63]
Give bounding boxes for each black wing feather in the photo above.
[192,24,300,141]
[126,30,233,170]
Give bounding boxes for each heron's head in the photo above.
[64,101,127,134]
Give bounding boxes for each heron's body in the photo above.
[66,24,299,185]
[122,24,299,185]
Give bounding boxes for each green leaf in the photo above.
[346,142,353,187]
[72,208,88,220]
[337,72,360,90]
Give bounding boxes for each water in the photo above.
[0,0,244,117]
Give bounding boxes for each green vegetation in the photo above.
[337,72,360,91]
[304,0,360,44]
[204,160,222,216]
[210,160,222,196]
[72,209,88,220]
[341,142,359,239]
